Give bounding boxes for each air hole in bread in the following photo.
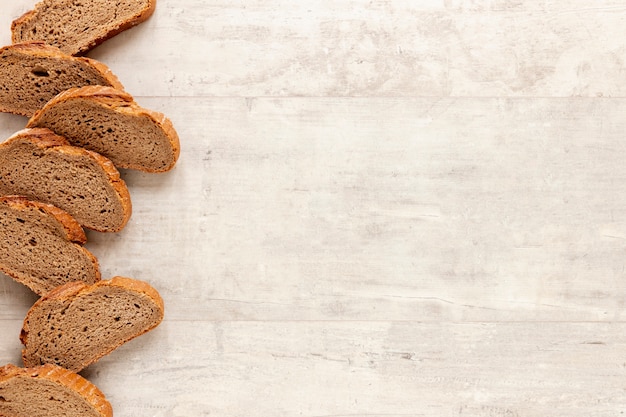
[31,66,49,77]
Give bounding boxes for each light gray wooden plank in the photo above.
[3,97,624,322]
[3,1,625,98]
[2,319,624,417]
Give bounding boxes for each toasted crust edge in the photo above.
[0,42,124,90]
[11,1,157,56]
[0,363,113,417]
[28,86,181,172]
[21,277,164,371]
[3,128,132,232]
[0,42,124,116]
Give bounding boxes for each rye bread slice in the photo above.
[21,277,164,372]
[0,42,123,117]
[0,128,132,232]
[0,196,100,296]
[12,0,156,56]
[28,86,180,172]
[0,363,112,417]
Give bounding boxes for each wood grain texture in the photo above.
[3,1,626,98]
[3,319,624,417]
[75,97,626,323]
[1,0,626,416]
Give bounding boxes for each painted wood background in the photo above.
[1,1,626,416]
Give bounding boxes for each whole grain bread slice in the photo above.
[0,196,100,296]
[0,363,112,417]
[0,42,123,117]
[21,277,164,372]
[12,0,156,56]
[0,128,132,232]
[28,86,180,172]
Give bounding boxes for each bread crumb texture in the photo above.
[0,196,100,295]
[0,363,113,417]
[0,128,131,232]
[0,42,122,116]
[21,277,164,372]
[28,86,180,172]
[12,0,155,55]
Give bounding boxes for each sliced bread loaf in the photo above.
[0,363,113,417]
[0,42,123,117]
[0,128,132,232]
[0,195,100,295]
[12,0,156,56]
[28,86,180,172]
[21,277,164,372]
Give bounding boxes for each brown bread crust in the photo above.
[0,195,87,244]
[0,42,124,116]
[10,125,71,147]
[11,0,157,56]
[0,195,101,295]
[21,277,164,371]
[0,363,113,417]
[2,42,124,90]
[0,128,132,232]
[28,85,181,172]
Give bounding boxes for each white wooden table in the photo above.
[2,1,626,416]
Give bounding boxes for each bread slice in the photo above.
[0,42,123,117]
[28,86,180,172]
[0,196,100,296]
[12,0,156,56]
[21,277,164,372]
[0,363,112,417]
[0,128,132,232]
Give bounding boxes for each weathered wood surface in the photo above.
[1,1,626,416]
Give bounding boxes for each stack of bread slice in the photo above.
[0,1,178,416]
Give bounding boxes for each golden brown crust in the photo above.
[10,10,36,35]
[3,40,63,57]
[11,1,156,56]
[0,363,113,417]
[10,127,70,147]
[28,85,180,172]
[1,41,124,90]
[0,195,86,244]
[0,42,124,116]
[43,85,135,106]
